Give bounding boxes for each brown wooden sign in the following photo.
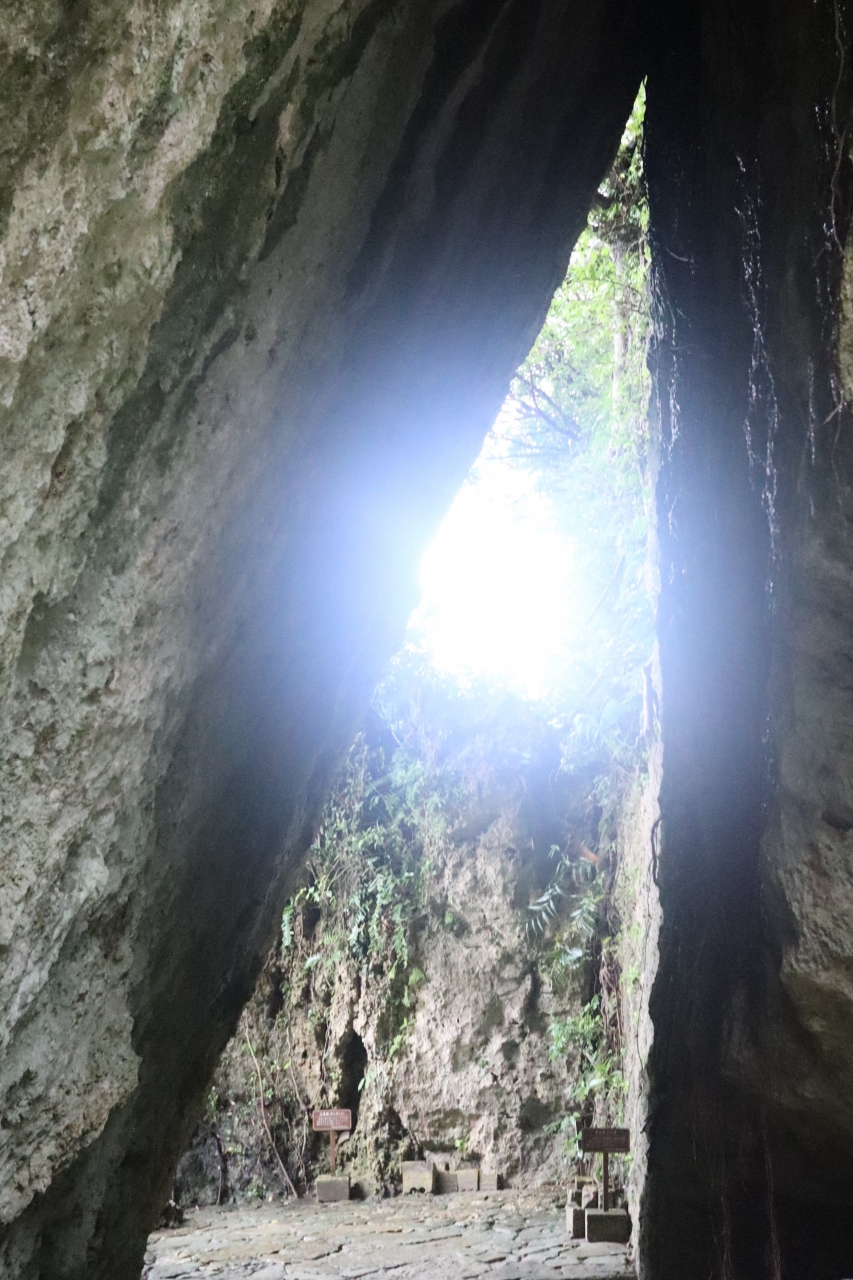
[312,1108,352,1132]
[580,1127,629,1212]
[580,1127,630,1154]
[312,1108,352,1176]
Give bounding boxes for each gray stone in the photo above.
[402,1166,436,1195]
[316,1176,351,1204]
[638,7,853,1276]
[567,1205,586,1239]
[584,1210,631,1245]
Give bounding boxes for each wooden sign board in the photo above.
[580,1127,630,1154]
[580,1127,629,1213]
[312,1109,352,1132]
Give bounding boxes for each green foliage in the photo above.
[528,842,626,1126]
[281,658,576,1059]
[549,996,626,1120]
[279,729,446,1052]
[527,853,603,988]
[375,643,559,777]
[525,830,629,1133]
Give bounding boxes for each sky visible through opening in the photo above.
[407,411,578,702]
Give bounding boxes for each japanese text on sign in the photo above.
[580,1127,630,1153]
[312,1108,352,1132]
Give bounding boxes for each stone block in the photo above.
[402,1165,436,1194]
[585,1209,631,1244]
[456,1169,479,1192]
[479,1172,500,1192]
[316,1175,350,1203]
[567,1205,586,1238]
[435,1170,459,1194]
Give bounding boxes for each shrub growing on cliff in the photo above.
[279,724,445,1051]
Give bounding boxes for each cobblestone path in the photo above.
[144,1188,634,1280]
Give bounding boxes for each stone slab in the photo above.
[146,1187,634,1280]
[571,1176,595,1206]
[402,1166,436,1194]
[456,1169,480,1192]
[567,1205,586,1238]
[479,1172,500,1192]
[435,1171,459,1194]
[585,1209,631,1244]
[316,1175,351,1203]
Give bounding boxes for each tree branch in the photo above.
[242,1015,298,1198]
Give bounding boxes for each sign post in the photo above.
[312,1108,352,1173]
[579,1127,630,1211]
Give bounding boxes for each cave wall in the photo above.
[0,2,648,1276]
[178,768,583,1204]
[385,801,574,1191]
[643,1,853,1277]
[612,726,661,1251]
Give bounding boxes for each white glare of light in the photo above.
[409,453,577,699]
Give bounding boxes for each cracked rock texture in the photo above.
[386,812,574,1188]
[0,2,645,1276]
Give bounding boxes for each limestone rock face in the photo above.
[390,811,573,1187]
[0,2,645,1275]
[195,800,581,1202]
[172,737,601,1203]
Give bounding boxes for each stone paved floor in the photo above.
[144,1188,635,1280]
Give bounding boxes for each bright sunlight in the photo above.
[409,429,578,700]
[407,88,650,708]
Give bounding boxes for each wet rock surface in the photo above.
[144,1189,634,1280]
